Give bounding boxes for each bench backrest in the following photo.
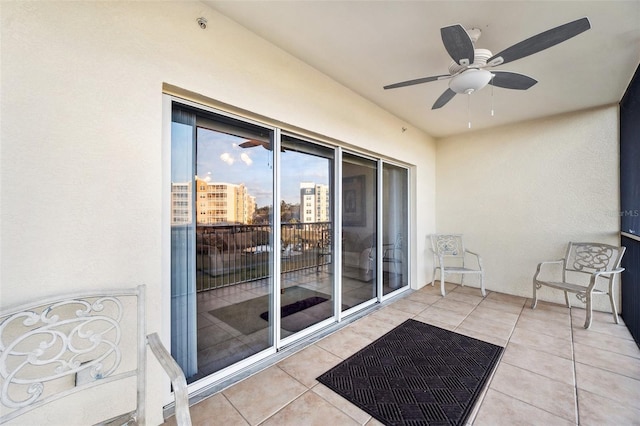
[564,242,625,274]
[0,286,146,424]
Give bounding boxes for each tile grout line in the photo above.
[569,308,580,426]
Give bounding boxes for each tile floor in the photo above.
[164,282,640,425]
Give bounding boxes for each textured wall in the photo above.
[1,2,436,422]
[435,106,620,309]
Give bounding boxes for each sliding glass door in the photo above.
[382,163,409,295]
[171,104,275,383]
[341,153,378,309]
[168,98,410,388]
[279,135,335,339]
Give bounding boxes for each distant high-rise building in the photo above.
[171,181,192,224]
[196,178,256,224]
[171,179,256,225]
[300,182,330,223]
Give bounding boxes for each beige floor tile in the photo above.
[347,314,398,341]
[315,327,373,359]
[411,316,457,331]
[572,314,636,342]
[450,284,485,297]
[477,298,524,315]
[311,383,372,424]
[432,298,478,315]
[388,297,430,315]
[444,290,484,306]
[515,314,573,340]
[574,362,640,408]
[261,390,359,426]
[527,299,572,314]
[277,345,343,388]
[474,389,575,426]
[414,305,469,327]
[405,290,441,306]
[577,388,640,426]
[501,342,575,386]
[486,292,527,306]
[572,329,640,359]
[367,306,414,327]
[509,327,573,360]
[162,393,249,426]
[520,305,572,325]
[573,341,640,380]
[365,417,386,425]
[489,363,577,422]
[222,366,307,425]
[453,326,508,347]
[457,315,514,341]
[465,306,520,327]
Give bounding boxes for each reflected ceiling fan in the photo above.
[239,139,285,152]
[384,17,591,110]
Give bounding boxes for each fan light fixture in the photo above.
[449,69,494,94]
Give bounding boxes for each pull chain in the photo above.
[467,93,472,129]
[490,74,495,117]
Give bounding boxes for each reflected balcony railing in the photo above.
[195,222,331,292]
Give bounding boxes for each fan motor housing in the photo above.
[448,48,493,74]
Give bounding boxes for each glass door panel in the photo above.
[382,163,409,295]
[171,105,275,384]
[341,153,378,308]
[279,135,335,338]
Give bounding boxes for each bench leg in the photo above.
[584,292,593,329]
[531,281,538,309]
[564,291,571,308]
[480,272,486,297]
[440,273,446,297]
[609,281,620,325]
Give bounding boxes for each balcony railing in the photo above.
[196,222,331,292]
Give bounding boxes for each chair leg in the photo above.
[480,272,486,297]
[431,268,437,287]
[531,281,538,309]
[584,292,593,329]
[564,291,571,308]
[609,281,620,325]
[440,273,446,297]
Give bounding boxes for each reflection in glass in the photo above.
[341,153,377,308]
[382,163,409,295]
[172,106,274,383]
[279,135,335,338]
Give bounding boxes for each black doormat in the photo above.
[316,319,503,426]
[260,296,328,321]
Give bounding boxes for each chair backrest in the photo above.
[0,286,147,424]
[564,242,625,275]
[431,234,465,258]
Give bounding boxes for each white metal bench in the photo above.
[532,242,626,329]
[0,285,191,425]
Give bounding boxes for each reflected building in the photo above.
[300,182,329,223]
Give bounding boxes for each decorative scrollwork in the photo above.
[572,244,614,272]
[576,292,587,303]
[0,297,123,409]
[436,235,461,256]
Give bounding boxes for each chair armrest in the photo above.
[464,250,483,269]
[593,267,625,277]
[534,259,565,281]
[147,333,192,426]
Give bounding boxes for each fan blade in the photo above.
[432,88,457,109]
[488,71,537,90]
[488,17,591,66]
[384,74,450,90]
[441,24,475,66]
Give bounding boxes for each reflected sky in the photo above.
[195,128,329,207]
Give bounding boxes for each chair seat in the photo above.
[438,266,481,274]
[535,280,587,293]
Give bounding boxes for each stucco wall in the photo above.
[1,1,436,423]
[435,106,620,310]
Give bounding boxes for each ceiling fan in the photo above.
[384,17,591,110]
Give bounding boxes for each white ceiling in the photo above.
[207,1,640,138]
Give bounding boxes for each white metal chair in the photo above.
[0,285,191,425]
[430,234,485,297]
[532,242,626,329]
